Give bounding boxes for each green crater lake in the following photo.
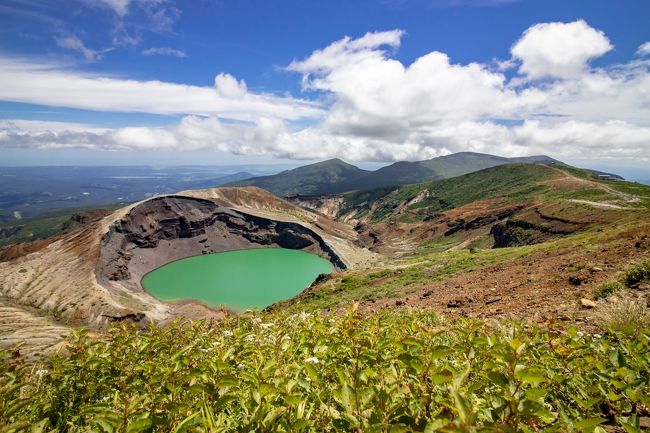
[141,248,334,311]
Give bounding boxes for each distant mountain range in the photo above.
[227,152,564,196]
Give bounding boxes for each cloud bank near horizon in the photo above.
[1,20,649,163]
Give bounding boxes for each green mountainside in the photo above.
[342,163,556,222]
[229,158,370,196]
[228,152,564,196]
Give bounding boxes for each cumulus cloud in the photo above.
[141,47,186,58]
[214,73,247,99]
[510,20,612,79]
[2,21,650,164]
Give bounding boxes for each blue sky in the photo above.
[0,0,649,178]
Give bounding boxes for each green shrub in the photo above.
[621,258,650,287]
[1,310,649,432]
[594,281,622,299]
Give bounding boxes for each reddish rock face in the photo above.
[96,196,345,291]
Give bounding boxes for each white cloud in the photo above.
[92,0,131,16]
[141,47,186,58]
[214,73,247,99]
[637,41,650,56]
[287,30,404,78]
[55,36,107,62]
[1,23,650,165]
[510,20,612,79]
[0,57,322,121]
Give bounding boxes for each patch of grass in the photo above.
[594,281,623,300]
[621,258,650,288]
[418,237,462,253]
[596,292,650,334]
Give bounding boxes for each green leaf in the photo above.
[516,368,547,384]
[525,387,548,401]
[451,389,470,423]
[432,369,453,385]
[305,363,320,382]
[29,419,49,433]
[262,407,286,426]
[171,413,200,433]
[126,417,152,433]
[219,375,239,387]
[575,417,606,432]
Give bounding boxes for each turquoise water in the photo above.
[141,248,333,311]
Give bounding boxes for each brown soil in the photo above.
[356,222,650,328]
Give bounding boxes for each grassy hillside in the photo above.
[342,164,555,222]
[418,152,509,178]
[2,310,648,432]
[340,161,439,191]
[338,163,650,224]
[229,159,370,196]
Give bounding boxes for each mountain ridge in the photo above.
[228,152,567,196]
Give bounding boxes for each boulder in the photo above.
[580,298,597,309]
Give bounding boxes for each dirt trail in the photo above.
[546,165,641,205]
[568,199,627,209]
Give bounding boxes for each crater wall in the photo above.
[97,196,346,293]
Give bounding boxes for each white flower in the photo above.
[299,312,311,321]
[282,335,291,341]
[576,331,584,337]
[34,369,49,378]
[328,318,336,324]
[200,348,209,353]
[245,334,255,342]
[252,318,262,324]
[304,356,320,364]
[260,322,275,330]
[223,330,233,337]
[592,334,602,339]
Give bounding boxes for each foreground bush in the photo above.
[1,310,649,432]
[622,258,650,288]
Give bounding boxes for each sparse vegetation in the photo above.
[596,292,650,334]
[593,281,623,300]
[621,258,650,288]
[2,310,649,432]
